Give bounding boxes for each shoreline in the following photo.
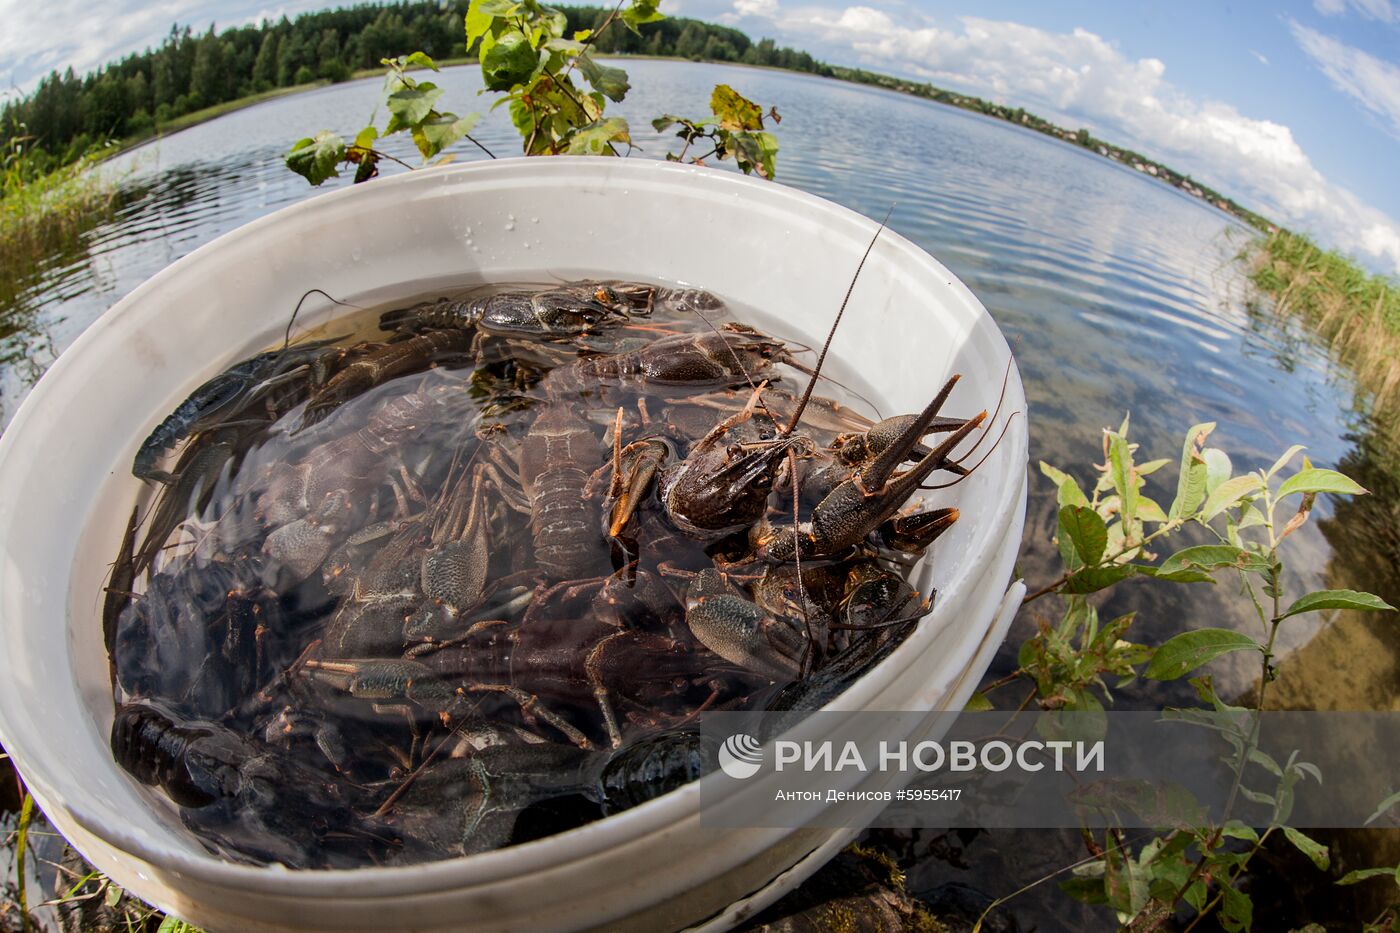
[99,54,1272,235]
[103,81,331,162]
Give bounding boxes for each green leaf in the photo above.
[1279,589,1395,620]
[1138,458,1171,477]
[352,125,379,150]
[1058,505,1107,566]
[711,83,764,131]
[1218,883,1253,932]
[1248,747,1283,776]
[285,131,346,186]
[404,51,439,71]
[1203,447,1232,493]
[1059,874,1108,905]
[1364,789,1400,826]
[385,81,445,131]
[543,8,568,39]
[412,111,482,160]
[1171,457,1208,520]
[1239,786,1276,807]
[546,37,587,53]
[1136,496,1169,523]
[963,691,993,712]
[1058,477,1090,508]
[1336,866,1400,886]
[1237,504,1267,529]
[1103,836,1149,915]
[1169,422,1215,519]
[730,129,779,178]
[1282,826,1330,871]
[621,0,665,34]
[1183,878,1208,911]
[1157,544,1270,577]
[482,32,538,91]
[1108,432,1138,528]
[1146,628,1260,680]
[1041,462,1091,509]
[1220,821,1259,842]
[1276,468,1367,500]
[1201,474,1263,520]
[1062,564,1136,594]
[1060,859,1108,904]
[465,0,499,53]
[577,53,630,102]
[1265,444,1306,479]
[565,116,631,154]
[1017,640,1037,676]
[1141,565,1216,584]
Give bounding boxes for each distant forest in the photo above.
[0,2,828,167]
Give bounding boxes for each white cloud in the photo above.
[731,1,1400,272]
[0,0,327,92]
[1312,0,1396,21]
[733,0,778,18]
[1291,21,1400,142]
[1251,49,1270,66]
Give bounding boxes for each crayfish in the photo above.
[106,263,1011,866]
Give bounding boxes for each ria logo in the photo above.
[719,733,764,780]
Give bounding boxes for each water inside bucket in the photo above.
[102,275,987,869]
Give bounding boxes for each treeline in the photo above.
[0,2,827,170]
[827,65,1272,232]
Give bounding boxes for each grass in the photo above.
[0,140,119,312]
[1246,229,1400,424]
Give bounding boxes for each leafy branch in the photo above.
[974,416,1396,931]
[653,84,781,178]
[285,0,780,185]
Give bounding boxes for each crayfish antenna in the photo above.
[943,353,1016,467]
[781,358,885,422]
[783,204,894,437]
[920,411,1022,491]
[879,409,987,503]
[282,288,360,349]
[919,354,1022,490]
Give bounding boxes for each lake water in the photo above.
[2,59,1392,928]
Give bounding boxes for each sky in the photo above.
[3,0,1399,273]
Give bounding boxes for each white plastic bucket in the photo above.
[0,158,1027,932]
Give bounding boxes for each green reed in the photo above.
[1247,229,1400,423]
[0,138,118,309]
